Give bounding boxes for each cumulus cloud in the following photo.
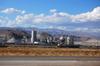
[15,11,71,25]
[50,9,57,13]
[71,7,100,22]
[15,7,100,24]
[1,8,26,14]
[0,16,14,27]
[0,7,100,32]
[15,13,65,24]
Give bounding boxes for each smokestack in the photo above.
[31,30,37,43]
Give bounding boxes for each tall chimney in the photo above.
[31,30,37,43]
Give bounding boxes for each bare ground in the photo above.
[0,47,100,56]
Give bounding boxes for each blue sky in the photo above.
[0,0,100,14]
[0,0,100,32]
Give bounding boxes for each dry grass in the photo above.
[0,47,100,56]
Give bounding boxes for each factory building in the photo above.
[58,35,74,47]
[0,30,30,44]
[65,35,74,45]
[37,32,53,44]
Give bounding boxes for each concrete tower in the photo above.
[31,30,37,43]
[66,36,74,45]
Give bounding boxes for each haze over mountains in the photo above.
[0,27,99,40]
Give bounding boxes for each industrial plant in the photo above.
[0,28,100,48]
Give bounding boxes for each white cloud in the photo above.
[0,7,100,32]
[1,8,26,14]
[50,9,57,13]
[15,6,100,24]
[16,14,34,23]
[15,13,66,24]
[1,7,100,25]
[0,16,14,27]
[71,7,100,22]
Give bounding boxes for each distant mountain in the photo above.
[0,27,30,38]
[0,27,100,40]
[37,28,100,40]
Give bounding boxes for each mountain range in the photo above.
[0,27,100,40]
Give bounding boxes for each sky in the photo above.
[0,0,100,32]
